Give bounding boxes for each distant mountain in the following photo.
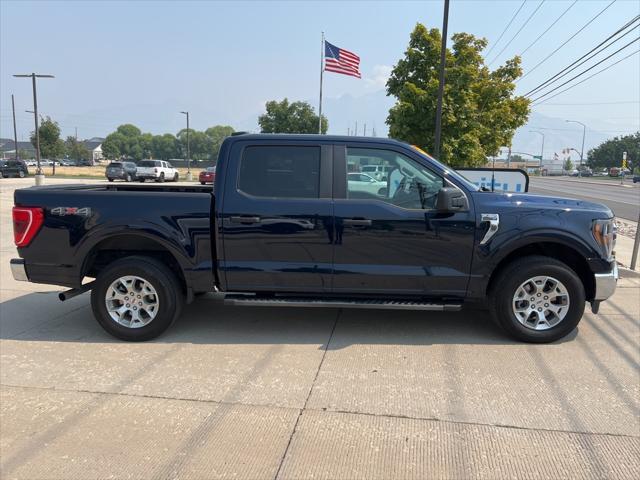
[509,111,612,161]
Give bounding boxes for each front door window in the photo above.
[347,148,444,210]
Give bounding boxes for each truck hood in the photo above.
[475,192,614,218]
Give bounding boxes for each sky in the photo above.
[1,0,639,157]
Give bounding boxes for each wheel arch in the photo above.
[81,233,188,294]
[486,241,595,301]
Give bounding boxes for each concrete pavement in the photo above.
[1,178,639,479]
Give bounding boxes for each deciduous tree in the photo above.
[587,132,639,171]
[64,136,90,160]
[259,99,327,134]
[386,25,530,167]
[205,125,235,161]
[31,116,65,159]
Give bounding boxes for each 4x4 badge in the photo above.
[50,207,92,217]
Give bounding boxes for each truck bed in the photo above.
[13,183,215,292]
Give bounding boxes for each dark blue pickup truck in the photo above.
[10,134,618,343]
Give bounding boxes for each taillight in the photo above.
[12,207,44,247]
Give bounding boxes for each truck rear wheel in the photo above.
[489,255,585,343]
[90,256,184,341]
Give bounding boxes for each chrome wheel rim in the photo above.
[512,275,570,331]
[105,275,159,328]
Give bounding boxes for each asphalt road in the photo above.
[529,177,640,221]
[1,177,639,479]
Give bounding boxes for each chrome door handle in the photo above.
[480,213,499,245]
[343,218,372,227]
[229,216,261,224]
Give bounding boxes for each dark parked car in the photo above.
[105,161,137,182]
[199,166,216,184]
[10,134,618,343]
[0,160,29,178]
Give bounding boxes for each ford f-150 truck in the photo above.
[10,134,618,343]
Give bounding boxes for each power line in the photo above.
[487,0,546,66]
[528,38,639,102]
[518,0,617,82]
[524,16,640,97]
[534,100,640,106]
[531,48,640,105]
[519,0,578,56]
[484,0,527,59]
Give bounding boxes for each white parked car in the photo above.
[361,165,394,181]
[347,172,387,196]
[136,160,179,182]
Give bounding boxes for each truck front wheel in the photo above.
[90,256,184,341]
[489,255,585,343]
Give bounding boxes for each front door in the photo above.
[332,145,475,298]
[221,141,334,293]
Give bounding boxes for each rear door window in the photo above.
[238,145,320,198]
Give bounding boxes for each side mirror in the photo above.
[435,187,468,212]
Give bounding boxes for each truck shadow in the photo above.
[0,291,577,347]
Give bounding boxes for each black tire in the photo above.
[139,178,146,182]
[158,173,165,183]
[18,170,25,178]
[173,173,179,182]
[90,256,184,341]
[108,178,114,182]
[489,255,585,343]
[200,181,206,185]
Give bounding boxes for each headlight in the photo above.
[592,218,616,260]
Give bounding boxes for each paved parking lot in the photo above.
[1,178,639,479]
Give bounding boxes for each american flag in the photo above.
[324,41,361,78]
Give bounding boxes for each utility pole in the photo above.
[507,146,512,169]
[433,0,450,159]
[11,95,18,161]
[13,73,54,184]
[180,111,191,181]
[363,123,367,136]
[355,121,358,136]
[566,120,586,174]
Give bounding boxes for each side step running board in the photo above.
[223,296,462,311]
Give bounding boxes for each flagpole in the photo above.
[318,31,324,134]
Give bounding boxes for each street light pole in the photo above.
[13,73,54,185]
[530,130,545,172]
[433,0,450,160]
[566,120,586,172]
[180,111,191,181]
[11,95,19,162]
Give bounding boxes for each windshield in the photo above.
[410,146,480,191]
[108,163,122,167]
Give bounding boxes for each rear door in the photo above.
[220,140,334,292]
[332,143,475,297]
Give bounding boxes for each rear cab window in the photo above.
[238,145,320,199]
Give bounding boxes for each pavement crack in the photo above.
[273,308,341,480]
